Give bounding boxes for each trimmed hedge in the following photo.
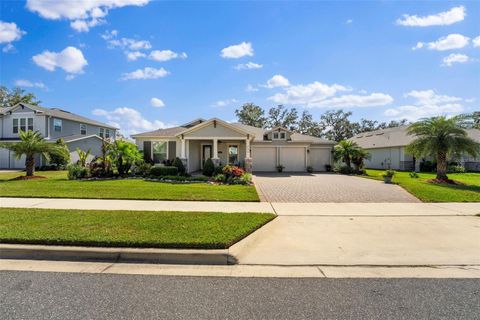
[150,165,178,177]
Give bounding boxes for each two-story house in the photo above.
[0,103,117,169]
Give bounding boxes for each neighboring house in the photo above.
[0,103,117,169]
[350,126,480,171]
[132,118,334,173]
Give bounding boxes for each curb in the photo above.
[0,244,238,265]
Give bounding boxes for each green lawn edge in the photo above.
[0,208,275,249]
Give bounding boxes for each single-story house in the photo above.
[350,126,480,171]
[132,118,335,173]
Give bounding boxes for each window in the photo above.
[20,118,26,132]
[80,124,87,135]
[13,119,18,134]
[28,118,33,131]
[273,132,279,139]
[105,129,110,139]
[54,119,62,132]
[280,132,286,139]
[273,131,286,140]
[228,145,239,164]
[152,141,168,163]
[99,128,104,138]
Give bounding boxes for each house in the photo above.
[132,118,334,173]
[350,126,480,171]
[0,103,117,169]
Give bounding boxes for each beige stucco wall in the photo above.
[185,123,246,138]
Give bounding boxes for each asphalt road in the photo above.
[1,271,479,320]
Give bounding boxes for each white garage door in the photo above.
[280,147,306,172]
[309,148,331,171]
[252,147,277,172]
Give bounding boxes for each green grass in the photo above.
[0,208,275,249]
[0,171,259,202]
[364,169,480,202]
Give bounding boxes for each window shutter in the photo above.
[143,141,152,162]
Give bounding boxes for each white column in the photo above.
[245,138,251,158]
[213,138,219,159]
[181,139,186,158]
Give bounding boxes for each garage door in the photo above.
[309,148,331,171]
[280,147,306,172]
[252,147,277,172]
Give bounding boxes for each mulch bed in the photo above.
[427,178,466,185]
[9,176,47,181]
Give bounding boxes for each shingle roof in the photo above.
[131,126,186,138]
[0,103,117,130]
[350,126,480,149]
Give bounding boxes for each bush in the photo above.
[67,164,89,180]
[150,165,179,177]
[222,165,245,177]
[213,173,226,183]
[172,157,186,175]
[382,169,395,178]
[241,173,252,184]
[214,165,224,176]
[325,164,332,172]
[447,165,465,173]
[156,175,209,182]
[420,160,436,172]
[89,158,113,178]
[134,161,152,177]
[334,164,354,174]
[306,166,313,173]
[409,172,419,178]
[202,158,215,177]
[49,138,70,168]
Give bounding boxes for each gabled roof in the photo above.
[176,118,252,137]
[0,103,117,130]
[131,126,186,138]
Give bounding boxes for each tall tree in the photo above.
[234,103,267,128]
[267,105,298,130]
[0,86,41,108]
[471,111,479,129]
[297,110,322,137]
[0,130,62,176]
[357,119,380,133]
[406,115,480,181]
[318,110,358,142]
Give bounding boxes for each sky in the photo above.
[1,0,479,137]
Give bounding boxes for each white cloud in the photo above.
[121,67,169,80]
[265,75,290,88]
[384,90,464,120]
[268,81,349,106]
[234,62,263,70]
[26,0,150,32]
[108,37,151,51]
[32,46,87,76]
[346,19,353,24]
[149,50,187,62]
[397,6,465,27]
[150,97,165,108]
[0,21,26,52]
[312,93,394,108]
[92,107,172,136]
[473,36,480,47]
[220,42,253,59]
[2,43,15,53]
[101,29,118,40]
[413,34,469,51]
[212,98,238,108]
[125,51,146,61]
[246,84,259,92]
[442,53,470,67]
[14,79,47,90]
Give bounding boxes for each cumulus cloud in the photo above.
[92,107,172,136]
[14,79,47,90]
[149,50,187,62]
[26,0,150,32]
[32,46,87,78]
[212,98,238,108]
[234,62,263,70]
[220,42,253,59]
[397,6,465,27]
[246,84,259,92]
[0,21,26,52]
[150,97,165,108]
[384,90,464,120]
[473,36,480,47]
[312,93,394,108]
[268,81,349,106]
[265,75,290,88]
[413,34,469,51]
[125,51,146,61]
[121,67,169,80]
[442,53,470,67]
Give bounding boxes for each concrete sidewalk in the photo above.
[0,197,479,216]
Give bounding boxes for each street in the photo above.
[1,271,479,319]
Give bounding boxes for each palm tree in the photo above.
[334,140,369,169]
[76,148,91,167]
[0,130,61,177]
[406,116,480,181]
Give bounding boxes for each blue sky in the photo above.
[1,0,479,136]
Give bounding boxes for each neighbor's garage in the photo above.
[279,147,306,172]
[251,146,277,172]
[308,147,331,171]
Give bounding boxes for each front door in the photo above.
[202,144,212,168]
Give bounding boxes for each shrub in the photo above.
[334,164,353,174]
[172,157,186,175]
[150,165,179,177]
[382,169,395,178]
[67,164,89,180]
[49,138,70,168]
[325,164,332,172]
[241,173,252,184]
[156,175,209,182]
[214,165,224,176]
[447,165,465,173]
[306,166,313,173]
[89,158,113,178]
[409,172,419,178]
[202,158,215,177]
[223,165,245,177]
[419,160,436,172]
[134,161,152,177]
[213,173,226,183]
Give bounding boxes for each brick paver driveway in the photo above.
[253,173,420,203]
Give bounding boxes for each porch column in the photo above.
[244,136,253,173]
[181,139,186,158]
[180,138,188,170]
[212,138,219,166]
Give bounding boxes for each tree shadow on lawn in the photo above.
[424,181,480,193]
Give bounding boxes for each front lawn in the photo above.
[365,169,480,202]
[0,171,259,202]
[0,208,274,249]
